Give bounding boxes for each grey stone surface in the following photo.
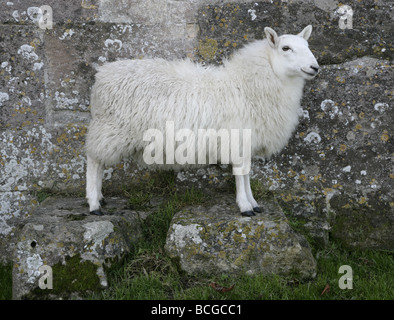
[165,194,317,278]
[196,0,392,65]
[0,0,99,25]
[12,196,146,299]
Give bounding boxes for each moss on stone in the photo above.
[26,254,101,299]
[0,263,12,300]
[329,193,393,249]
[198,38,218,61]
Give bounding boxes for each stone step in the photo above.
[165,195,317,278]
[12,194,316,299]
[12,196,147,300]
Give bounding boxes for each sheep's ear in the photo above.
[298,25,312,41]
[264,27,279,49]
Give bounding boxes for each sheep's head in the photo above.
[264,25,319,81]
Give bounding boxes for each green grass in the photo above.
[0,264,12,300]
[91,175,394,300]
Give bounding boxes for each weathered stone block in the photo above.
[0,0,99,25]
[0,123,88,253]
[0,25,46,130]
[165,195,317,278]
[99,0,185,25]
[196,0,393,64]
[328,192,394,250]
[12,196,146,299]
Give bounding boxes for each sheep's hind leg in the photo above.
[244,174,262,213]
[235,175,255,217]
[86,155,105,215]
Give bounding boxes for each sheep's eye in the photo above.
[282,46,291,51]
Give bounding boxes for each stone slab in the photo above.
[165,195,317,279]
[12,196,146,299]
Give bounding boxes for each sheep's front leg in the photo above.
[243,174,262,213]
[235,175,255,217]
[86,155,105,215]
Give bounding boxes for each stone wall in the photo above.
[0,0,392,262]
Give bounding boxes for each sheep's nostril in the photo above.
[311,65,319,73]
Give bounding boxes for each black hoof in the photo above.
[90,210,104,216]
[253,206,262,213]
[241,210,256,217]
[99,199,107,207]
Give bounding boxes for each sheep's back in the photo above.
[91,59,243,134]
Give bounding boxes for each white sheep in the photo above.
[85,25,319,216]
